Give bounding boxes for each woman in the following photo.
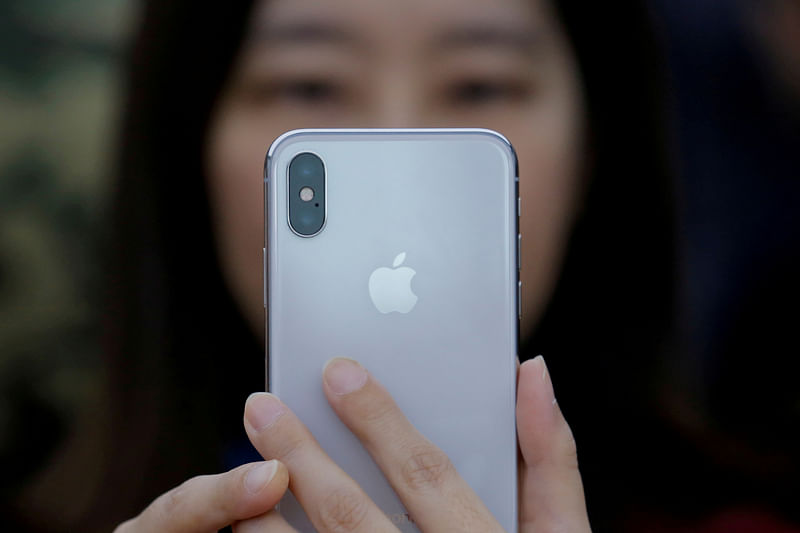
[15,0,677,531]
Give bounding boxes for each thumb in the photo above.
[517,356,591,532]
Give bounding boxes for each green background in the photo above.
[0,0,133,492]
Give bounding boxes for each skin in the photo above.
[119,0,592,530]
[116,356,590,532]
[206,0,585,340]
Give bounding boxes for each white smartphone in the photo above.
[264,128,519,532]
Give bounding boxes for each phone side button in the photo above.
[517,234,521,271]
[263,247,267,308]
[518,280,522,318]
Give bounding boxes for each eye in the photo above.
[275,79,342,104]
[446,80,530,106]
[241,78,345,106]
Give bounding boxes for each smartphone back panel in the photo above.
[266,129,518,532]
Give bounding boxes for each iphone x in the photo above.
[264,128,520,532]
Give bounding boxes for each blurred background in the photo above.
[0,0,134,500]
[0,0,798,527]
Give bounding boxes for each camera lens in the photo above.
[298,163,313,177]
[292,153,322,178]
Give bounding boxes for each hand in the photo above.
[236,355,591,532]
[113,460,289,532]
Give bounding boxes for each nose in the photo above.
[367,67,428,128]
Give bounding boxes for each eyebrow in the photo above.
[436,25,540,52]
[251,20,539,53]
[251,21,359,46]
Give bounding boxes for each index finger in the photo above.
[321,357,505,533]
[114,460,288,533]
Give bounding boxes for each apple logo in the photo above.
[368,252,418,314]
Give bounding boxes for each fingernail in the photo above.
[542,357,558,407]
[323,357,368,395]
[530,354,547,381]
[537,354,547,381]
[532,355,557,407]
[246,393,284,431]
[244,460,277,493]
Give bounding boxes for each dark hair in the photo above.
[16,1,684,531]
[529,3,678,529]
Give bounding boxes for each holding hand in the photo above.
[113,459,289,532]
[115,355,590,532]
[237,355,590,532]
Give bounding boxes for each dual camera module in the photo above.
[288,152,326,236]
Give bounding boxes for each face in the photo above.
[206,0,585,341]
